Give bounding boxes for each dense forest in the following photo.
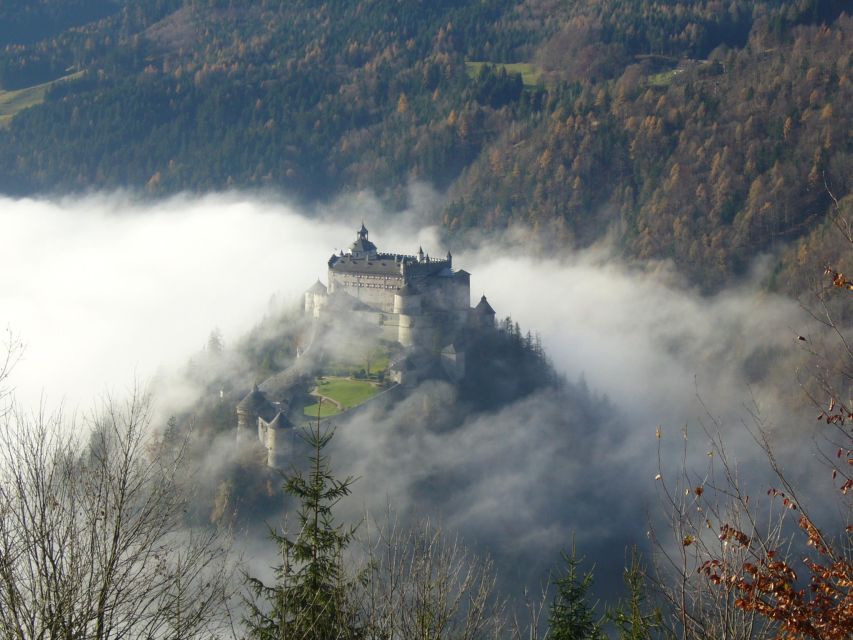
[0,0,849,290]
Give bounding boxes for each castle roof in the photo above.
[329,254,403,275]
[350,237,377,254]
[266,411,292,430]
[474,295,495,315]
[307,279,327,294]
[237,385,276,419]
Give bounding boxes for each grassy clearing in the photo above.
[647,68,683,87]
[303,377,381,417]
[303,399,342,418]
[0,71,83,127]
[465,61,542,88]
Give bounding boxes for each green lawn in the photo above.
[465,61,542,88]
[303,399,343,418]
[0,72,83,127]
[303,377,382,417]
[647,68,682,87]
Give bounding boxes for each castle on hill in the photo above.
[237,224,496,467]
[305,223,495,357]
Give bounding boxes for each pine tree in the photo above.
[243,419,360,639]
[608,550,663,640]
[549,543,603,640]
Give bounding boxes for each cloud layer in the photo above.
[1,190,832,602]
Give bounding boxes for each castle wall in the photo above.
[312,293,326,319]
[266,428,281,468]
[236,411,252,440]
[328,271,403,312]
[398,313,438,349]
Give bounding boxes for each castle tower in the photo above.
[304,279,327,317]
[236,384,273,442]
[350,223,378,259]
[264,411,292,468]
[473,295,496,329]
[394,283,422,347]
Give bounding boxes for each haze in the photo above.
[1,190,825,598]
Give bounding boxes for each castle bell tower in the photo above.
[350,222,378,259]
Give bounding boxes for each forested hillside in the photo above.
[0,0,849,289]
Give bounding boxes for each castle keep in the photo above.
[305,224,492,349]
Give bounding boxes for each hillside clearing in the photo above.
[0,72,83,127]
[465,62,542,88]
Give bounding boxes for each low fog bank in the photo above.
[1,190,836,601]
[0,191,438,412]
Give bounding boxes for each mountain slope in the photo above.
[0,0,849,290]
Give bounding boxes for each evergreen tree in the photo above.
[549,543,603,640]
[243,420,361,639]
[607,550,664,640]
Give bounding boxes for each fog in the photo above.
[1,189,834,602]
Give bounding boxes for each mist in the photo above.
[1,189,832,602]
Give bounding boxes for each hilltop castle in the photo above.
[305,224,495,354]
[237,224,496,467]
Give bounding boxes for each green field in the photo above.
[647,68,683,87]
[303,399,343,419]
[0,72,83,127]
[465,61,542,88]
[303,377,382,417]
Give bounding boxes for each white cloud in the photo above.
[0,189,837,600]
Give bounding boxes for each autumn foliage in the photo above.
[696,267,853,639]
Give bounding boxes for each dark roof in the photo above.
[266,411,292,430]
[474,295,495,315]
[307,279,327,294]
[350,238,377,254]
[359,222,368,235]
[329,255,404,276]
[237,385,275,418]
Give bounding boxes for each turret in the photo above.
[350,223,378,258]
[264,411,292,468]
[473,295,496,329]
[304,279,327,317]
[236,384,273,441]
[394,283,422,347]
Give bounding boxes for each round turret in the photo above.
[265,411,292,468]
[236,384,273,440]
[393,283,422,315]
[473,295,496,329]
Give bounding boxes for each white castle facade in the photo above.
[304,224,494,350]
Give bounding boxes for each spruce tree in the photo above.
[549,543,603,640]
[243,418,360,639]
[607,550,663,640]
